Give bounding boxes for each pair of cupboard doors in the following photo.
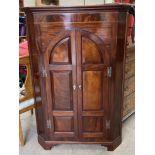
[24,4,132,150]
[42,29,111,141]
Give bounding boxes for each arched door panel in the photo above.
[44,30,78,141]
[76,30,110,140]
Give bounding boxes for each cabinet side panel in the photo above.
[123,46,135,118]
[110,12,128,140]
[26,12,46,137]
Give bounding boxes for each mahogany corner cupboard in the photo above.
[24,4,134,151]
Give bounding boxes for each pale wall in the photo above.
[24,0,36,6]
[24,0,114,7]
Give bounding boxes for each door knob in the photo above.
[78,85,82,89]
[73,85,76,90]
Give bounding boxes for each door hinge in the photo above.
[47,120,51,129]
[106,120,111,129]
[41,68,47,77]
[107,67,112,77]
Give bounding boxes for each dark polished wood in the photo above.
[24,4,133,151]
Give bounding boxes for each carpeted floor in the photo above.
[19,112,135,155]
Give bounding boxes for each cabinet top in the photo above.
[23,3,134,14]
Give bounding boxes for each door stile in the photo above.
[43,50,55,139]
[103,62,111,140]
[75,29,83,139]
[71,29,78,140]
[38,52,51,140]
[103,44,111,140]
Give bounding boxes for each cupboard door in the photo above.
[76,30,110,140]
[43,30,78,140]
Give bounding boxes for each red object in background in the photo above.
[128,14,134,36]
[19,40,29,57]
[19,40,29,76]
[115,0,121,2]
[115,0,134,37]
[115,0,131,2]
[122,0,130,3]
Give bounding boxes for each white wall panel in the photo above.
[105,0,114,3]
[24,0,36,6]
[85,0,104,5]
[59,0,84,6]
